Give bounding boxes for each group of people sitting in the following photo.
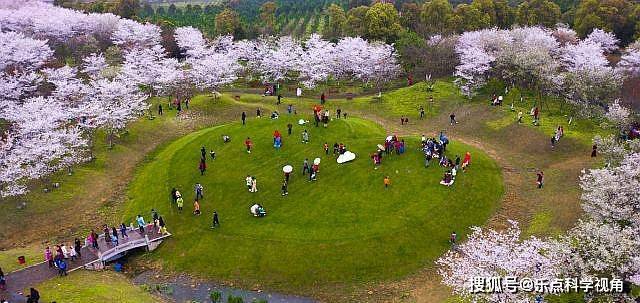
[250,203,267,217]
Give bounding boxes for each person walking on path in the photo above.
[277,94,282,104]
[90,230,99,249]
[245,137,253,153]
[449,112,458,125]
[384,176,391,189]
[281,180,288,196]
[419,106,425,119]
[241,111,246,125]
[56,258,67,276]
[158,104,163,116]
[536,171,544,189]
[551,136,556,148]
[74,238,82,258]
[211,211,220,228]
[118,223,128,240]
[450,231,457,246]
[136,215,146,233]
[591,144,597,157]
[193,200,201,215]
[195,183,204,200]
[44,247,54,268]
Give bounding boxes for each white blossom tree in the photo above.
[437,221,559,302]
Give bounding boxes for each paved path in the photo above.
[0,226,169,302]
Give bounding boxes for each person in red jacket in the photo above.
[245,137,253,153]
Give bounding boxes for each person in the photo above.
[536,171,544,189]
[256,108,261,118]
[119,223,128,239]
[29,288,39,303]
[450,231,457,245]
[336,108,341,119]
[90,230,99,249]
[193,200,201,215]
[277,94,282,104]
[158,104,163,116]
[450,112,457,125]
[137,215,146,233]
[103,225,111,244]
[343,112,347,119]
[245,175,253,191]
[212,211,220,228]
[241,111,246,125]
[111,226,119,241]
[591,144,597,157]
[517,111,523,123]
[440,171,454,186]
[287,123,293,136]
[323,142,329,155]
[302,159,309,175]
[245,137,253,153]
[61,243,70,259]
[56,258,67,276]
[158,216,167,234]
[384,176,391,189]
[110,233,118,246]
[223,135,231,143]
[195,183,204,200]
[551,136,556,148]
[171,188,178,204]
[251,177,258,193]
[296,87,302,98]
[201,146,206,159]
[45,246,54,268]
[69,244,77,261]
[419,106,425,119]
[74,238,82,258]
[281,180,288,196]
[0,268,4,291]
[455,155,461,170]
[199,159,206,175]
[302,129,309,143]
[320,92,326,104]
[210,150,216,160]
[284,171,291,183]
[462,152,471,171]
[176,195,184,211]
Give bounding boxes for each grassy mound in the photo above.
[123,115,502,291]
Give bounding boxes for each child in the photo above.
[245,175,252,191]
[176,196,184,211]
[384,176,391,189]
[323,142,329,155]
[212,211,220,228]
[281,180,288,196]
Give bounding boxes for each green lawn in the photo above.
[123,115,503,292]
[34,270,161,303]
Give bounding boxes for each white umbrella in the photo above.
[313,158,321,165]
[337,151,356,164]
[298,119,306,125]
[283,165,293,173]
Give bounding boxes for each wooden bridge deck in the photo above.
[0,226,170,302]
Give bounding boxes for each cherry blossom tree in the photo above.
[82,53,108,80]
[437,221,559,302]
[112,19,161,50]
[617,41,640,77]
[584,29,619,54]
[298,34,336,88]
